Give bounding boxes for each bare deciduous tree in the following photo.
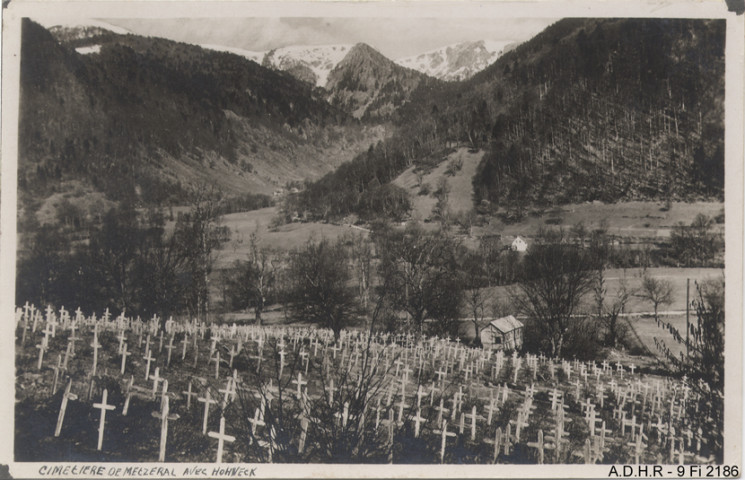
[512,231,595,357]
[639,274,674,326]
[288,238,358,340]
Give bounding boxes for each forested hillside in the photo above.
[468,18,724,215]
[293,18,724,221]
[18,19,358,208]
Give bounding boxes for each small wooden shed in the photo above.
[480,315,524,351]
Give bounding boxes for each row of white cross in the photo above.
[20,303,714,464]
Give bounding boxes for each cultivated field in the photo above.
[216,208,361,268]
[475,201,724,240]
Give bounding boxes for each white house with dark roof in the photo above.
[511,236,528,252]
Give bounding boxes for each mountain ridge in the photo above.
[292,18,725,221]
[18,19,382,212]
[395,40,514,81]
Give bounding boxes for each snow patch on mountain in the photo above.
[201,44,265,63]
[395,40,512,81]
[75,44,101,55]
[33,18,130,36]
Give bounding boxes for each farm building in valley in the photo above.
[511,236,528,252]
[480,315,524,350]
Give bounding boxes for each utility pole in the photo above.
[686,278,690,358]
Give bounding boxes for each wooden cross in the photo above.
[226,344,236,368]
[212,351,221,379]
[327,379,337,404]
[218,378,236,409]
[483,427,502,463]
[526,429,545,464]
[92,389,116,451]
[229,369,240,401]
[502,422,514,456]
[426,382,438,407]
[622,413,640,437]
[143,349,155,381]
[122,375,134,416]
[198,390,217,434]
[401,363,414,384]
[563,361,572,380]
[500,384,510,404]
[182,380,197,410]
[36,342,46,371]
[627,428,648,464]
[90,328,102,377]
[596,387,607,409]
[298,416,310,454]
[181,334,189,360]
[511,411,529,442]
[571,379,581,399]
[116,330,126,354]
[165,336,175,366]
[396,392,408,424]
[278,348,287,377]
[120,343,131,375]
[45,315,57,339]
[208,416,235,463]
[435,366,448,384]
[292,372,307,398]
[54,379,77,437]
[435,398,449,425]
[449,391,460,421]
[50,354,62,395]
[335,402,350,427]
[464,405,484,441]
[415,385,427,409]
[151,395,179,462]
[150,367,164,399]
[485,398,498,426]
[247,407,266,443]
[549,388,562,411]
[411,408,426,438]
[433,419,457,463]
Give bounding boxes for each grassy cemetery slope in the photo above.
[16,304,722,464]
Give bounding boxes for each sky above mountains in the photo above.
[34,16,557,59]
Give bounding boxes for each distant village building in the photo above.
[511,236,528,252]
[480,315,524,351]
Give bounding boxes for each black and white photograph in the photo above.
[1,1,743,476]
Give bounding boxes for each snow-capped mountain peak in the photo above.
[262,44,355,88]
[395,40,513,81]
